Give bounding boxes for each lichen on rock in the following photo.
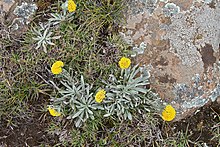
[121,0,220,120]
[131,42,147,57]
[0,0,38,39]
[127,0,158,15]
[163,3,180,17]
[162,4,220,66]
[13,2,37,25]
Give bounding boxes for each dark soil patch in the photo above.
[0,98,59,146]
[1,101,219,146]
[163,101,220,146]
[0,118,55,146]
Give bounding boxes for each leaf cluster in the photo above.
[50,70,103,127]
[103,65,160,120]
[50,65,161,127]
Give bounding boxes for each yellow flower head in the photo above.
[118,57,131,69]
[48,107,61,117]
[95,89,106,103]
[162,105,176,121]
[51,61,64,75]
[68,0,76,13]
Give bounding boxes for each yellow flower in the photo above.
[51,61,64,75]
[118,57,131,69]
[95,89,106,103]
[68,0,76,13]
[48,107,61,117]
[162,105,176,121]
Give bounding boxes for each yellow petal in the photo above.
[95,89,106,103]
[51,61,64,74]
[68,0,76,13]
[162,105,176,121]
[53,61,64,67]
[51,67,62,74]
[118,57,131,69]
[48,107,61,117]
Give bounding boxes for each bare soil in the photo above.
[0,101,219,146]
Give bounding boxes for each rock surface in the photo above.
[121,0,220,121]
[0,0,37,39]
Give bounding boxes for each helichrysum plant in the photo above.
[33,0,77,52]
[49,12,74,26]
[32,23,61,53]
[102,61,160,120]
[48,0,76,26]
[49,58,161,127]
[50,70,104,127]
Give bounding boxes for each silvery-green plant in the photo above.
[48,1,75,26]
[50,70,103,127]
[103,65,161,120]
[131,42,147,57]
[32,23,61,53]
[49,12,75,26]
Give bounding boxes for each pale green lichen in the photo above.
[195,0,213,4]
[161,4,220,66]
[163,3,180,17]
[131,42,147,57]
[128,0,158,15]
[182,83,220,109]
[213,61,220,75]
[160,0,168,3]
[192,74,200,87]
[175,72,220,109]
[204,0,213,3]
[13,2,37,25]
[209,84,220,102]
[121,0,220,118]
[182,97,208,109]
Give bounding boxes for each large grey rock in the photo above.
[121,0,220,121]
